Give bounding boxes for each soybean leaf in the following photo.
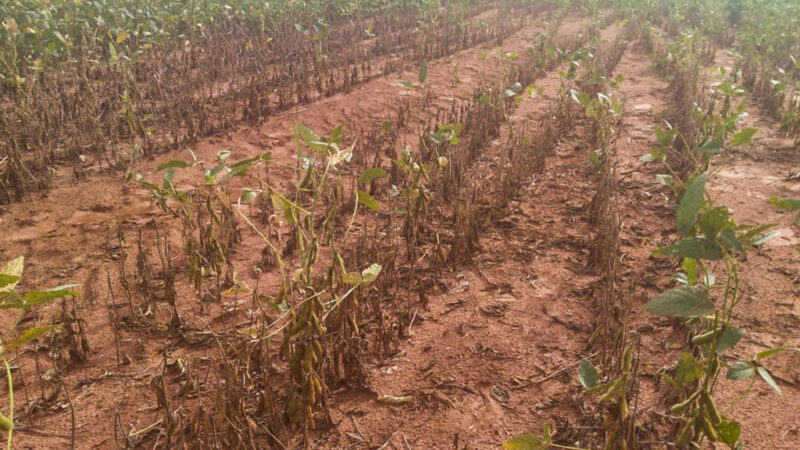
[699,206,732,238]
[677,352,705,383]
[0,274,20,290]
[239,188,260,203]
[578,359,599,389]
[361,263,382,283]
[769,196,800,212]
[646,286,715,318]
[751,230,780,246]
[756,366,781,394]
[716,326,745,353]
[731,128,758,147]
[357,190,379,211]
[25,284,81,305]
[0,291,26,309]
[157,160,191,171]
[654,237,722,261]
[698,140,723,154]
[717,420,741,447]
[727,360,756,380]
[756,347,787,361]
[503,435,544,450]
[8,325,60,350]
[357,167,387,184]
[677,172,707,236]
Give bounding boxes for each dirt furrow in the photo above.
[318,22,625,449]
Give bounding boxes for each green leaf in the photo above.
[727,360,756,380]
[769,196,800,212]
[25,284,81,305]
[677,172,707,236]
[0,274,20,290]
[646,286,715,318]
[239,188,261,203]
[156,160,191,171]
[357,167,387,184]
[731,128,758,147]
[357,190,379,211]
[654,237,722,261]
[717,419,741,447]
[0,290,26,309]
[756,366,781,394]
[751,230,779,246]
[295,123,321,146]
[756,347,787,361]
[716,326,745,353]
[699,206,732,238]
[418,59,428,84]
[718,229,744,253]
[8,325,60,350]
[503,432,550,450]
[677,352,705,383]
[682,257,698,285]
[578,359,599,389]
[698,140,723,154]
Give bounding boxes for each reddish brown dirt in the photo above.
[1,11,799,450]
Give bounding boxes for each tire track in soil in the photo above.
[0,10,591,448]
[322,23,625,450]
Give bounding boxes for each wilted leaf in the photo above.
[0,256,24,291]
[655,174,672,185]
[393,79,414,89]
[646,286,715,318]
[361,263,382,283]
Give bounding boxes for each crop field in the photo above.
[1,0,800,448]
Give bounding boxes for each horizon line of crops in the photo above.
[1,0,459,85]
